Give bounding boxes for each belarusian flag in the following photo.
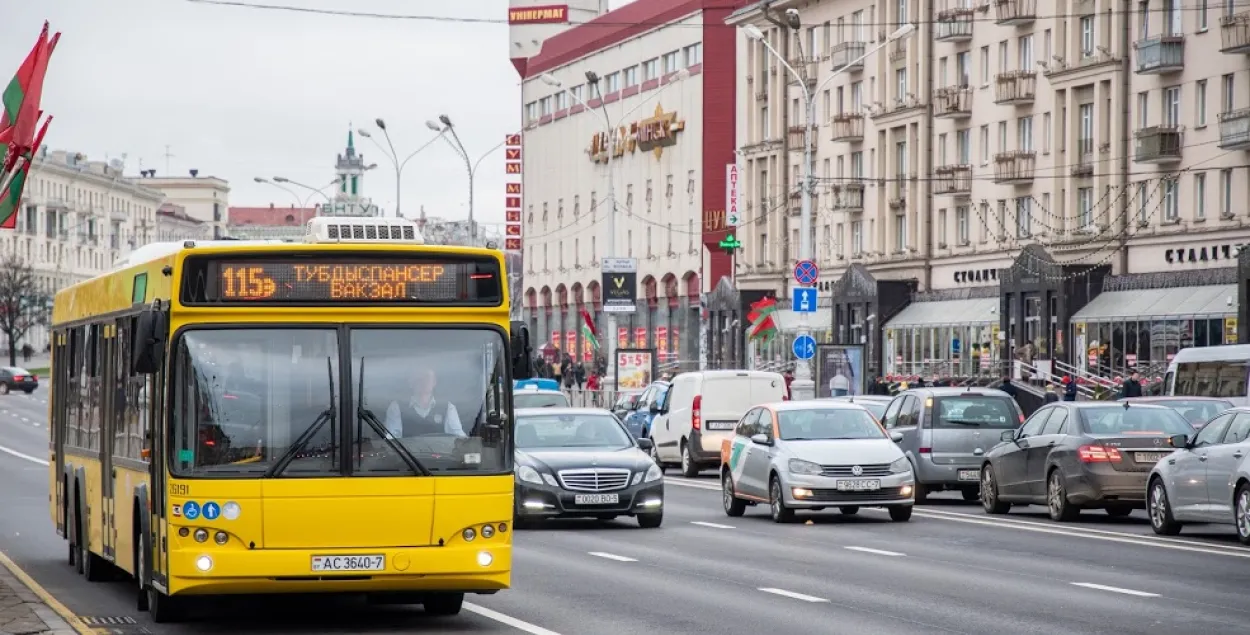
[580,309,599,350]
[746,296,779,345]
[0,115,50,230]
[2,22,59,176]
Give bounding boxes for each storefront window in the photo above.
[1079,316,1228,377]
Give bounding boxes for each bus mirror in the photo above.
[510,321,534,380]
[132,308,168,375]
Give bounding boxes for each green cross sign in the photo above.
[718,234,742,254]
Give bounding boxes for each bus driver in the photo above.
[384,367,468,438]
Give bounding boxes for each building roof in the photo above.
[157,203,202,224]
[518,0,743,79]
[228,204,318,226]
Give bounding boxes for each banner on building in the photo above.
[601,257,638,313]
[551,331,561,350]
[615,349,656,392]
[670,327,680,362]
[583,344,594,363]
[634,327,646,348]
[504,133,523,253]
[655,326,669,359]
[617,327,629,349]
[565,331,576,356]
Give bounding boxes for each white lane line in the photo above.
[464,602,564,635]
[690,521,736,529]
[0,444,49,466]
[758,587,829,603]
[1071,582,1160,598]
[665,478,719,491]
[587,551,637,562]
[844,546,906,557]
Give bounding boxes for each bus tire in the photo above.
[422,592,464,616]
[71,486,83,575]
[135,521,148,612]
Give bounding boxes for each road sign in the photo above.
[726,163,741,226]
[792,334,816,360]
[794,260,819,285]
[792,287,817,313]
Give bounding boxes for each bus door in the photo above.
[98,323,117,561]
[147,359,170,586]
[52,331,68,538]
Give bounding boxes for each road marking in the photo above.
[0,444,48,466]
[587,551,637,562]
[1071,582,1160,598]
[666,477,719,491]
[845,546,905,557]
[690,521,736,529]
[0,550,95,635]
[464,602,563,635]
[758,587,829,603]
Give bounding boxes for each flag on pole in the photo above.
[0,115,50,229]
[2,22,58,176]
[580,309,599,350]
[746,296,779,346]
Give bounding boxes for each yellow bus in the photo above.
[47,216,534,622]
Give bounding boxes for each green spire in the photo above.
[347,127,354,151]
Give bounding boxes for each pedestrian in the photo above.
[552,356,563,386]
[574,361,586,391]
[998,376,1019,401]
[20,343,32,363]
[587,371,601,407]
[1120,371,1143,398]
[1063,375,1078,401]
[1044,384,1059,403]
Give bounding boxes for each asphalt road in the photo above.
[2,392,1250,634]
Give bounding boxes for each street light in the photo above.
[271,176,344,207]
[428,115,503,242]
[742,20,916,400]
[539,66,691,392]
[360,123,446,217]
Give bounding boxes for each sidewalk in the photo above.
[0,556,86,635]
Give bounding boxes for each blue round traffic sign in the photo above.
[792,334,817,360]
[203,502,221,521]
[794,260,819,286]
[183,501,201,520]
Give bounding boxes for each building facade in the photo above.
[135,173,230,239]
[1,149,163,349]
[731,0,1250,383]
[513,0,747,368]
[156,203,211,243]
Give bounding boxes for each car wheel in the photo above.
[1235,483,1250,546]
[721,472,746,517]
[1046,470,1079,522]
[22,389,33,394]
[768,476,795,523]
[637,513,663,528]
[422,592,465,616]
[0,384,9,395]
[1105,505,1133,518]
[839,506,860,515]
[980,465,1011,514]
[913,482,929,505]
[888,505,913,522]
[680,442,699,477]
[1148,478,1182,536]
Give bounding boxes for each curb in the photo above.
[0,549,94,635]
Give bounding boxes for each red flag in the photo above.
[3,23,58,175]
[0,23,46,131]
[0,114,50,229]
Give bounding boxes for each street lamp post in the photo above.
[360,120,445,217]
[254,176,348,209]
[742,21,915,400]
[426,117,507,243]
[539,68,690,393]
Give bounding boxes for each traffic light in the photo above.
[718,234,742,255]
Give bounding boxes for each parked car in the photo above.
[1147,406,1250,543]
[0,367,38,394]
[610,391,642,420]
[1118,396,1234,429]
[621,381,670,439]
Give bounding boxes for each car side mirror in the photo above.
[889,431,904,443]
[1167,433,1189,449]
[637,437,654,451]
[1000,430,1016,442]
[510,322,534,379]
[750,433,772,446]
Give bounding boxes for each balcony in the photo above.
[831,181,865,212]
[788,125,818,152]
[1134,35,1185,74]
[830,41,866,73]
[1218,109,1250,150]
[1220,12,1250,54]
[935,8,974,42]
[787,56,819,88]
[992,151,1036,184]
[994,71,1036,105]
[994,0,1035,25]
[830,112,865,143]
[1071,154,1095,178]
[933,86,972,119]
[888,178,908,209]
[934,165,972,196]
[1133,126,1183,163]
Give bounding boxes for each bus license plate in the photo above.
[574,494,619,505]
[836,479,880,492]
[958,469,980,481]
[311,555,385,572]
[1135,452,1166,463]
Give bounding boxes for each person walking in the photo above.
[1120,371,1144,398]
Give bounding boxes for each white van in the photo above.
[648,370,788,476]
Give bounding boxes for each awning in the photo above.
[774,309,834,332]
[1071,284,1237,323]
[884,297,998,330]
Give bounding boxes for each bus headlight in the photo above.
[214,531,228,545]
[193,528,209,543]
[462,527,476,542]
[195,555,213,572]
[481,524,495,539]
[476,551,493,567]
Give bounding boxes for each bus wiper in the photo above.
[357,358,431,476]
[267,357,337,478]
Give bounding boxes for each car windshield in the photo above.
[514,392,569,409]
[1155,400,1233,425]
[1080,407,1194,436]
[171,328,510,478]
[4,367,31,375]
[515,413,633,449]
[932,396,1019,429]
[853,402,887,419]
[777,408,884,441]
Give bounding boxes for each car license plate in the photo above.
[835,479,880,492]
[311,555,385,572]
[705,421,735,430]
[574,493,620,505]
[958,469,980,481]
[1135,452,1166,463]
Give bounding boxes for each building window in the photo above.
[1138,182,1149,223]
[1077,187,1093,227]
[1163,86,1181,126]
[1196,80,1207,127]
[539,97,551,115]
[1016,197,1032,238]
[938,209,948,245]
[1163,178,1179,221]
[1078,103,1094,156]
[1080,15,1095,58]
[980,125,990,163]
[1137,91,1149,128]
[1194,172,1206,219]
[1018,35,1033,71]
[851,221,863,256]
[570,84,584,103]
[897,0,908,23]
[683,43,702,66]
[980,46,989,84]
[662,51,680,74]
[1221,169,1233,217]
[643,58,659,81]
[1223,74,1235,112]
[525,102,538,123]
[573,195,580,218]
[623,66,637,88]
[894,213,907,252]
[895,68,907,102]
[956,206,969,244]
[574,238,580,266]
[1018,116,1033,152]
[1042,112,1051,153]
[956,51,971,87]
[997,121,1008,152]
[1199,0,1208,30]
[604,72,620,93]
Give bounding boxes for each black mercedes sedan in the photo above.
[513,407,664,528]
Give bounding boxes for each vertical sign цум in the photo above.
[725,164,741,227]
[505,133,523,252]
[601,257,637,313]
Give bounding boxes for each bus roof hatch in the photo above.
[304,216,426,245]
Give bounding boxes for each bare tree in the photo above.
[0,253,50,367]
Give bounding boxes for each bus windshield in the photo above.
[170,328,510,478]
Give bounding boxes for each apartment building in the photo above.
[731,0,1250,382]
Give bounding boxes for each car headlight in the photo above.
[516,465,543,484]
[889,457,912,474]
[644,463,663,482]
[788,458,822,475]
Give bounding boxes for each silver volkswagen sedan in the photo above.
[720,401,915,523]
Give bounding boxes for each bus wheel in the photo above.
[422,592,464,616]
[147,584,186,623]
[135,529,148,612]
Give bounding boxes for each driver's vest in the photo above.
[398,400,452,437]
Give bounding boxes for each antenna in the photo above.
[163,145,175,175]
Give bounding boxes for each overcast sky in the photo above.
[0,0,639,228]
